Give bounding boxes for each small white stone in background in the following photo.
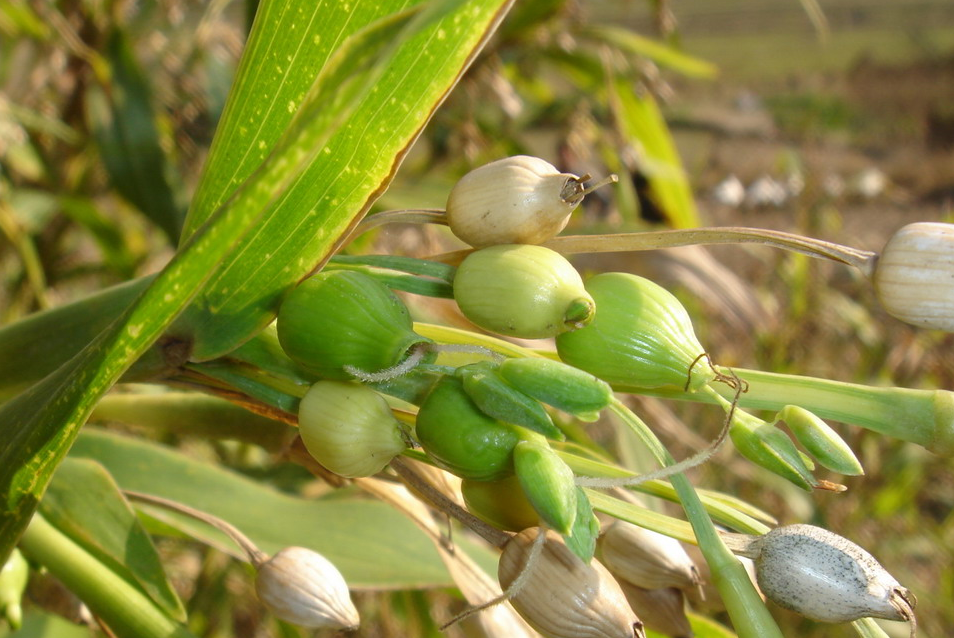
[712,174,745,208]
[745,175,788,208]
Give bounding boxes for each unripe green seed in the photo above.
[453,244,595,339]
[498,357,613,421]
[556,272,715,391]
[729,409,817,491]
[513,438,578,535]
[461,475,541,532]
[415,376,521,481]
[298,381,407,478]
[277,270,433,380]
[775,405,864,476]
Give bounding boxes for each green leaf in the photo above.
[68,428,484,589]
[609,78,700,228]
[0,611,90,638]
[176,0,515,360]
[40,458,186,621]
[0,277,153,402]
[0,0,512,563]
[90,391,292,451]
[581,25,718,79]
[87,29,185,242]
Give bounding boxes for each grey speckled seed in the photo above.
[752,524,916,624]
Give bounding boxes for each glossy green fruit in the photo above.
[556,272,715,391]
[453,244,594,339]
[298,381,407,478]
[461,474,540,531]
[277,270,432,380]
[414,376,521,481]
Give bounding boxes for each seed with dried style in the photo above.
[598,521,701,592]
[746,524,916,626]
[446,155,588,247]
[498,527,645,638]
[255,547,359,630]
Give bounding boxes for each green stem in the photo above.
[18,514,197,638]
[608,398,783,638]
[625,367,954,455]
[543,228,878,276]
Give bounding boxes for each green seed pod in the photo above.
[729,408,817,491]
[461,475,541,532]
[457,362,563,439]
[453,244,595,339]
[415,376,521,481]
[513,438,578,535]
[298,381,407,478]
[0,549,28,630]
[556,272,716,391]
[775,405,864,476]
[563,487,601,563]
[277,270,433,380]
[747,525,916,625]
[498,357,613,421]
[446,155,587,248]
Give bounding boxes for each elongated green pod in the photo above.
[298,381,406,478]
[457,362,562,439]
[415,376,521,481]
[556,272,715,391]
[729,409,817,491]
[513,438,578,535]
[0,548,28,630]
[776,405,864,476]
[277,270,432,380]
[563,487,600,563]
[498,357,613,421]
[453,244,595,339]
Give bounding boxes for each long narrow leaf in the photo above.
[176,0,515,360]
[0,0,514,563]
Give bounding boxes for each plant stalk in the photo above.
[18,514,198,638]
[608,399,784,638]
[625,367,954,455]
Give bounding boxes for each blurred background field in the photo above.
[1,0,952,636]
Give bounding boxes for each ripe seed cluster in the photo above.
[271,156,920,636]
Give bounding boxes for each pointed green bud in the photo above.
[277,270,433,380]
[513,438,578,535]
[461,474,541,532]
[498,357,613,421]
[453,244,595,339]
[415,376,521,481]
[729,408,818,491]
[456,362,563,439]
[556,272,716,391]
[776,405,864,476]
[0,549,28,630]
[298,381,407,478]
[563,487,600,563]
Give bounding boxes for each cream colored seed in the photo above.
[499,528,645,638]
